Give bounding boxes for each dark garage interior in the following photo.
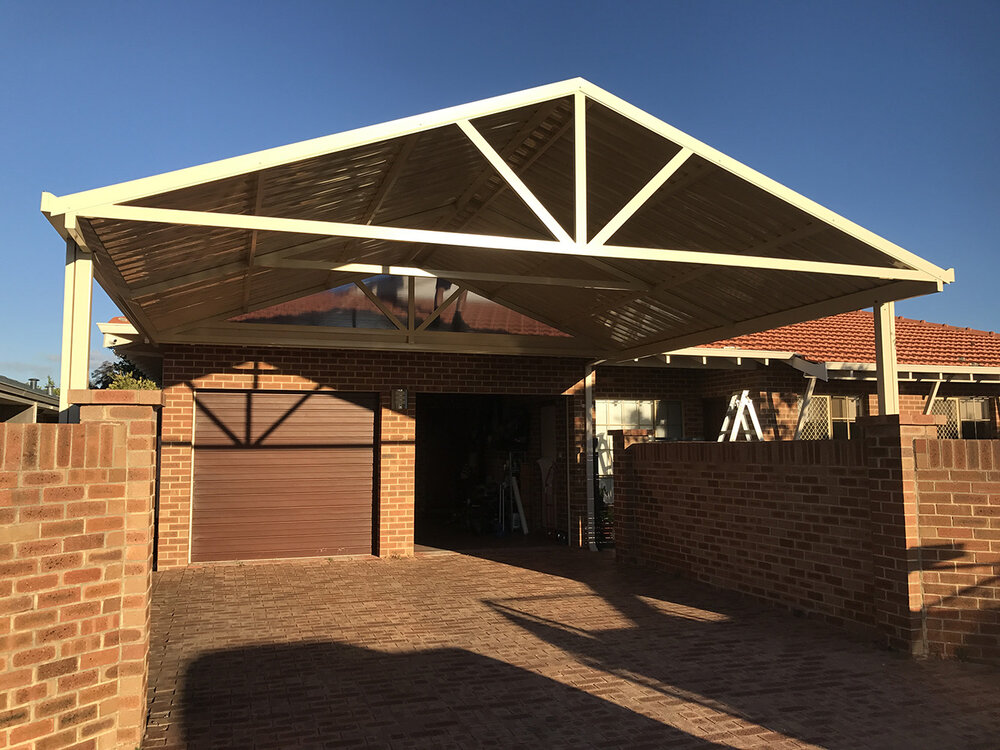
[414,394,565,551]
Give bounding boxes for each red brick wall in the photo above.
[914,440,1000,663]
[613,415,972,656]
[613,438,876,630]
[0,393,158,749]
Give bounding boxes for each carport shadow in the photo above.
[180,640,729,749]
[464,547,1000,749]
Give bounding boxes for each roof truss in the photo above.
[42,78,954,360]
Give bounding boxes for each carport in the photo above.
[41,78,955,562]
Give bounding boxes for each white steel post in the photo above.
[873,301,900,416]
[584,364,598,551]
[59,239,93,421]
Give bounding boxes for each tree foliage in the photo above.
[90,355,159,390]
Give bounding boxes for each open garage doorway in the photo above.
[415,394,567,552]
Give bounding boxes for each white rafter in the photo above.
[590,148,693,247]
[456,119,573,244]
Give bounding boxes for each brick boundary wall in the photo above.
[613,415,957,655]
[0,390,159,749]
[613,433,876,632]
[913,439,1000,663]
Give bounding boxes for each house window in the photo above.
[595,399,683,501]
[932,397,994,439]
[799,395,860,440]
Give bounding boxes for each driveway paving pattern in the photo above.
[145,548,1000,749]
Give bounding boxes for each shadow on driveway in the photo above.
[181,640,726,749]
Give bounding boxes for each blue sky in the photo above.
[1,0,997,383]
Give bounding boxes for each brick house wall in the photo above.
[0,391,158,749]
[158,346,730,567]
[913,439,1000,663]
[159,346,597,567]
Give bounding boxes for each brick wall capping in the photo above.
[69,388,164,406]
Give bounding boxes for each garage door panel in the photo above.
[191,391,376,562]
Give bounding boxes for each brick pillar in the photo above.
[74,390,159,748]
[610,429,652,565]
[0,390,158,750]
[858,413,939,654]
[378,390,415,557]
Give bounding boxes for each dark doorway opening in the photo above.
[415,394,565,552]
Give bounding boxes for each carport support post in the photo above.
[59,238,93,422]
[873,301,899,416]
[584,365,598,551]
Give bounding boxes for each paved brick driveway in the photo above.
[145,548,1000,749]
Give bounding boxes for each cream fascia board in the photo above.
[827,362,1000,377]
[41,79,588,219]
[664,346,828,380]
[71,204,945,283]
[578,80,955,285]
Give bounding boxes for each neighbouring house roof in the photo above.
[702,311,1000,368]
[229,282,570,337]
[0,374,59,411]
[44,78,952,362]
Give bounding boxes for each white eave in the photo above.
[825,362,1000,384]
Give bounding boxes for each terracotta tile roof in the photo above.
[704,311,1000,367]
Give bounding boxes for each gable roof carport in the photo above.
[41,78,953,417]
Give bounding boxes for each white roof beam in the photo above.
[578,80,955,284]
[256,259,645,291]
[456,120,573,244]
[74,204,947,283]
[41,78,587,218]
[574,91,587,244]
[607,279,942,362]
[590,148,693,247]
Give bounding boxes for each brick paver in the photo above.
[145,548,1000,749]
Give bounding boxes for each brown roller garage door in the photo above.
[191,390,376,562]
